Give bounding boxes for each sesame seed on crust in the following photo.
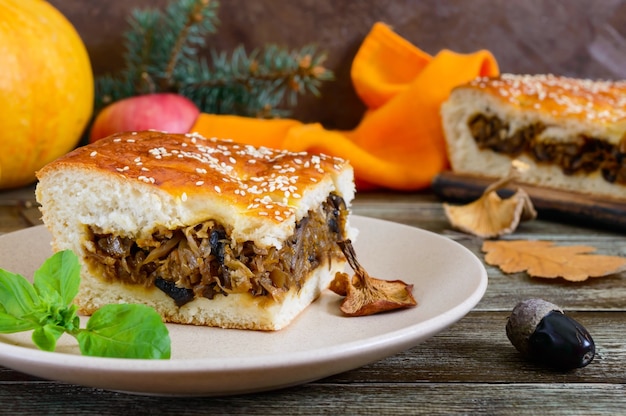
[467,74,626,125]
[61,131,349,223]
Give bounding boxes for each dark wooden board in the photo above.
[432,171,626,232]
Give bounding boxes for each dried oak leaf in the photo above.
[482,240,626,281]
[330,240,417,316]
[444,160,537,238]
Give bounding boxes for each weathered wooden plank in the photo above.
[0,205,33,234]
[1,312,623,385]
[0,381,623,415]
[457,236,626,311]
[325,311,626,384]
[478,269,626,311]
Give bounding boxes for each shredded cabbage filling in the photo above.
[468,113,626,184]
[83,194,348,306]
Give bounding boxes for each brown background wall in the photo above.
[49,0,626,129]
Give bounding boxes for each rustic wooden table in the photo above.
[1,184,625,415]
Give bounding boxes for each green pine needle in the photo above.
[95,0,333,118]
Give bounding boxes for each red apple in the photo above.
[89,93,201,142]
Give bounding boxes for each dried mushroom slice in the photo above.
[444,188,536,239]
[331,240,417,316]
[444,160,537,238]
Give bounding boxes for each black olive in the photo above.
[155,277,195,307]
[506,298,595,370]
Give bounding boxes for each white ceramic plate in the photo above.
[0,216,487,396]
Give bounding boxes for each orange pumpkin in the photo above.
[0,0,93,189]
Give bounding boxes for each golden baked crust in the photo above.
[464,74,626,130]
[37,130,355,250]
[38,130,350,225]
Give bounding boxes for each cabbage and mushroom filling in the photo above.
[83,194,348,306]
[468,113,626,184]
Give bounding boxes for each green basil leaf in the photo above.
[32,324,65,352]
[1,251,170,360]
[0,311,37,333]
[38,303,80,334]
[34,250,80,306]
[76,304,171,359]
[0,269,40,317]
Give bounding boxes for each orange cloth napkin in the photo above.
[191,22,499,190]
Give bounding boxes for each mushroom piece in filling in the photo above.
[83,194,349,306]
[468,113,626,184]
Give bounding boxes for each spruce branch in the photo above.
[161,0,218,90]
[124,9,160,94]
[95,0,333,118]
[178,44,332,117]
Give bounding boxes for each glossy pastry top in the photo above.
[463,74,626,126]
[37,130,351,224]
